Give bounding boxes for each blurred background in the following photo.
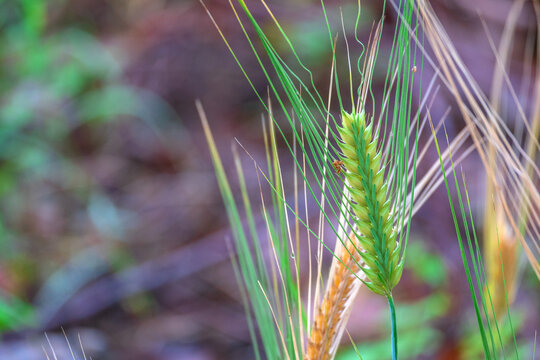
[0,0,538,359]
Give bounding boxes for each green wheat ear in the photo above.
[338,109,403,296]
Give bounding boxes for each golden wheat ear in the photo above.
[485,214,519,317]
[305,234,365,360]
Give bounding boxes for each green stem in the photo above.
[387,293,398,360]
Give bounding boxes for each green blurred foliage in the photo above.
[460,311,527,358]
[0,0,176,332]
[407,242,447,287]
[0,292,36,331]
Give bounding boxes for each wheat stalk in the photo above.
[305,109,404,360]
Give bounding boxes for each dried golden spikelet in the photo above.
[485,215,519,317]
[306,234,364,360]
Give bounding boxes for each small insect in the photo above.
[332,159,344,174]
[412,65,417,73]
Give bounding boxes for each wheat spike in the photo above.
[338,110,402,296]
[305,235,364,360]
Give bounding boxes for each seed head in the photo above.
[337,110,403,295]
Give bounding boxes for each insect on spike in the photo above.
[332,159,344,174]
